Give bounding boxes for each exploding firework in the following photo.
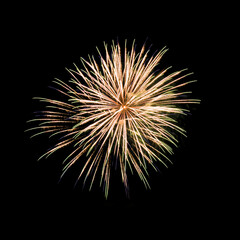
[26,40,200,198]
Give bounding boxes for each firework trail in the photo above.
[26,40,200,198]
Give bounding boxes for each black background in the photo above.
[15,1,233,237]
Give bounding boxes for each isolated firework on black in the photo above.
[26,40,200,198]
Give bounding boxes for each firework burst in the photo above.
[26,40,200,198]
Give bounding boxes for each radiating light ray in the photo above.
[26,40,200,198]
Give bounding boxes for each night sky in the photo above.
[18,2,232,237]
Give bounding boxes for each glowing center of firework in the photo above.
[120,105,128,111]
